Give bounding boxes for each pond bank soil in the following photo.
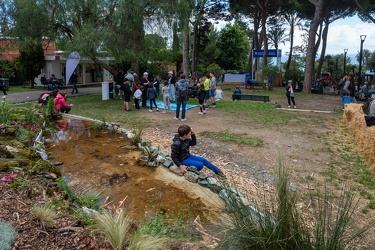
[48,118,225,222]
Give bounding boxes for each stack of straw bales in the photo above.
[343,103,375,169]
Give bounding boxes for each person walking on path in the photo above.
[171,125,226,179]
[174,74,189,121]
[162,81,171,113]
[197,83,206,115]
[147,84,158,112]
[70,71,79,94]
[167,71,176,102]
[209,72,217,107]
[141,72,150,108]
[286,80,296,108]
[203,74,210,108]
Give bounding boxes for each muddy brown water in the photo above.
[47,117,225,222]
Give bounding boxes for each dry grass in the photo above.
[128,233,169,250]
[343,103,375,169]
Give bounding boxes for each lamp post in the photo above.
[343,49,348,75]
[358,35,366,88]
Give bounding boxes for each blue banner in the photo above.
[253,49,282,58]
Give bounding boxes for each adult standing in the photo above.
[90,67,95,82]
[154,75,161,96]
[115,70,125,99]
[125,69,135,91]
[209,72,217,107]
[141,72,150,108]
[120,78,132,111]
[168,71,176,102]
[70,71,79,94]
[0,80,7,95]
[343,74,357,103]
[286,80,296,108]
[174,74,189,121]
[203,74,210,108]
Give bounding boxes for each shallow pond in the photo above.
[47,117,224,222]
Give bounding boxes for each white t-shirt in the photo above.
[134,89,142,99]
[215,89,223,100]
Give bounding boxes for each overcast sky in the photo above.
[278,15,375,57]
[215,15,375,62]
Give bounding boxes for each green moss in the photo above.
[28,160,61,176]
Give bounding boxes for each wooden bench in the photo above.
[232,94,270,102]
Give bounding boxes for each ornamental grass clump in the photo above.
[95,208,132,250]
[220,157,374,250]
[128,233,169,250]
[32,204,57,230]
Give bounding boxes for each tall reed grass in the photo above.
[220,158,373,249]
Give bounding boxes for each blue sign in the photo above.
[253,49,282,58]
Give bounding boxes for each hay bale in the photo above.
[343,103,375,169]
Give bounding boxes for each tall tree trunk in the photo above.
[192,23,198,74]
[286,19,295,70]
[303,0,325,93]
[316,19,329,80]
[250,13,261,75]
[260,1,269,67]
[182,30,189,77]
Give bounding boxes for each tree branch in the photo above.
[355,0,375,23]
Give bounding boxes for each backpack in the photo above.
[177,80,188,98]
[38,92,50,104]
[362,98,374,115]
[348,82,355,97]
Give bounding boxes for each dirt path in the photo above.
[140,87,374,247]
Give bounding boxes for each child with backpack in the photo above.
[174,74,189,121]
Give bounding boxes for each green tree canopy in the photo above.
[216,24,249,71]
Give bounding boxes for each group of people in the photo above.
[41,72,79,95]
[108,69,220,122]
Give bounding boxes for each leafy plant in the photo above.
[32,204,57,229]
[0,99,13,124]
[90,116,107,130]
[127,126,143,145]
[9,177,26,190]
[16,126,35,146]
[138,207,192,239]
[0,220,17,250]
